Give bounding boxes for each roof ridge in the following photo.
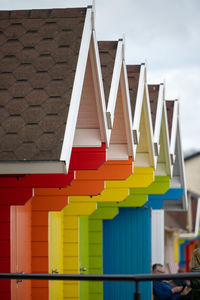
[0,7,87,20]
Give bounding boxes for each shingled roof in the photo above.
[98,41,117,107]
[148,84,159,131]
[0,8,86,162]
[166,100,175,141]
[126,65,141,121]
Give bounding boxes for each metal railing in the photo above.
[1,272,200,299]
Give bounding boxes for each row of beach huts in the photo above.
[0,5,199,300]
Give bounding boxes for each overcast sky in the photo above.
[0,0,200,154]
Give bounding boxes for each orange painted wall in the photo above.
[31,195,68,299]
[11,200,32,300]
[0,204,11,300]
[76,158,133,181]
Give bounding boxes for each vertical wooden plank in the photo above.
[49,211,63,300]
[63,214,79,300]
[11,201,32,300]
[88,217,103,300]
[0,204,11,300]
[79,216,89,299]
[31,207,49,299]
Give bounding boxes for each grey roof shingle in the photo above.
[0,8,86,161]
[166,100,175,141]
[98,41,118,107]
[127,65,141,122]
[148,84,160,132]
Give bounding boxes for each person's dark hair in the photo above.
[152,263,163,272]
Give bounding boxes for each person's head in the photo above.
[190,247,200,269]
[152,264,165,274]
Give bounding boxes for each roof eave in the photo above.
[0,161,67,174]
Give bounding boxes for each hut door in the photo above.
[11,201,32,300]
[103,207,152,300]
[49,211,63,300]
[79,216,89,299]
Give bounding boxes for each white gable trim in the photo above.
[162,101,172,177]
[176,121,188,209]
[60,7,93,171]
[169,99,179,165]
[132,63,145,138]
[107,40,123,130]
[154,84,164,155]
[120,61,134,158]
[169,111,188,209]
[89,31,109,146]
[155,86,171,177]
[144,82,156,168]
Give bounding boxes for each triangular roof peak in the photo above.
[148,84,171,176]
[127,64,155,168]
[98,39,134,159]
[164,99,187,210]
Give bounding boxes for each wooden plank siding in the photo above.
[31,195,68,299]
[62,208,96,300]
[0,205,11,300]
[0,188,33,300]
[103,207,152,300]
[11,201,32,300]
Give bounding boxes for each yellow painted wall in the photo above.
[49,211,64,300]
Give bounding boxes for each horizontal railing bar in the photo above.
[0,272,200,282]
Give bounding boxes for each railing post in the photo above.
[134,281,141,300]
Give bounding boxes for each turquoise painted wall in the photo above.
[103,207,152,300]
